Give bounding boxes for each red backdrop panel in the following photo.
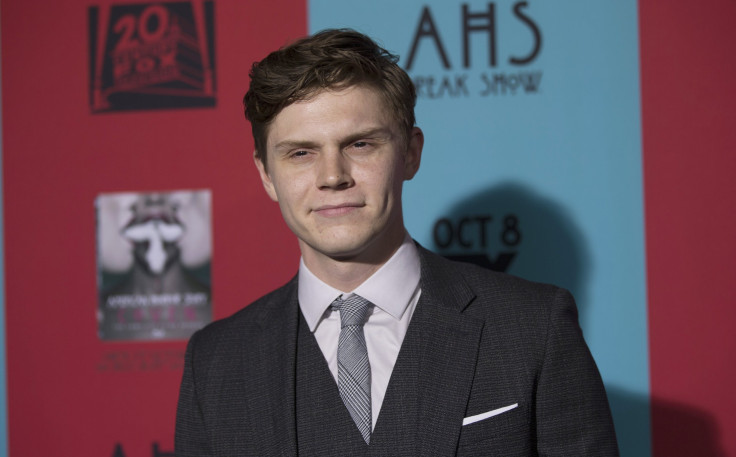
[640,0,736,455]
[2,0,305,455]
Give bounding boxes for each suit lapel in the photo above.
[246,277,300,456]
[415,246,485,456]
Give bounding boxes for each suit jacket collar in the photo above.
[416,243,477,312]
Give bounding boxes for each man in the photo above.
[176,29,619,456]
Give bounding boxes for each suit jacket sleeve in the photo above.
[175,330,214,457]
[534,288,619,455]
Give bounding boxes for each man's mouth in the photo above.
[313,203,364,217]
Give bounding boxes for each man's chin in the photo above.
[319,244,368,262]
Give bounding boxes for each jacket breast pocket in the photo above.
[457,402,533,456]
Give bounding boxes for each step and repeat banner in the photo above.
[1,0,734,456]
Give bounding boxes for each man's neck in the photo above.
[300,233,407,292]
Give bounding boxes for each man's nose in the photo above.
[317,150,354,190]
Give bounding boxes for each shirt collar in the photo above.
[298,234,421,331]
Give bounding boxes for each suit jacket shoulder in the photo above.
[417,244,573,354]
[415,245,619,456]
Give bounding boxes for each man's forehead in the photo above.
[265,85,398,147]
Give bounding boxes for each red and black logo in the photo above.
[89,1,215,112]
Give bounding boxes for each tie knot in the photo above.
[332,294,372,328]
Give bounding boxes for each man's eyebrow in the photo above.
[344,127,393,142]
[272,139,320,153]
[272,127,394,153]
[337,127,395,149]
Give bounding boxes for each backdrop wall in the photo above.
[309,1,649,454]
[0,5,6,451]
[1,0,733,456]
[640,1,736,455]
[2,1,306,455]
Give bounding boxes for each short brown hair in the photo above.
[243,28,417,168]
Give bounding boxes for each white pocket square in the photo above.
[462,403,519,426]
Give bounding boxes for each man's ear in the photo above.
[254,151,279,202]
[404,127,423,180]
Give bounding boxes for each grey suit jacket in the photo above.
[175,246,619,456]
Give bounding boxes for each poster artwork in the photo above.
[89,1,215,112]
[96,190,213,341]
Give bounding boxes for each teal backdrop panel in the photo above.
[310,1,649,455]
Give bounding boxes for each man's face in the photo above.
[255,85,422,267]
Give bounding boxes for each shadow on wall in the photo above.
[428,182,727,456]
[429,182,592,326]
[650,395,728,457]
[607,387,727,457]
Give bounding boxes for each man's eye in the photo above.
[292,150,309,157]
[353,141,368,148]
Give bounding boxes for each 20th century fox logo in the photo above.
[89,1,215,112]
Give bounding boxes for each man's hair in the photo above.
[243,28,417,168]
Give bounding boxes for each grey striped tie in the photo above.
[332,294,372,444]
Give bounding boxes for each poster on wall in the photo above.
[96,190,213,341]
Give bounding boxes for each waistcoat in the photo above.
[295,311,423,456]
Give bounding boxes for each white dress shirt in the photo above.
[297,234,421,430]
